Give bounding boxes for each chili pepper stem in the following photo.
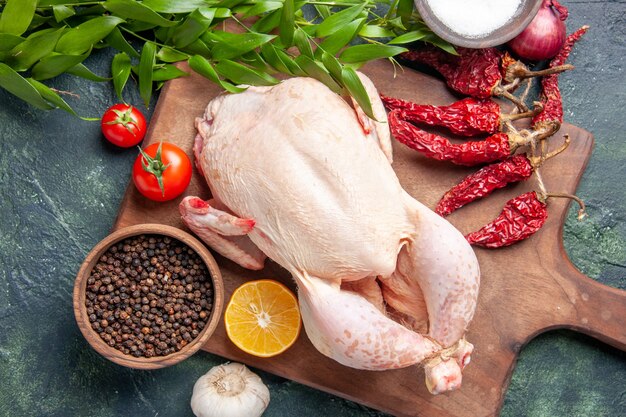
[534,122,561,141]
[509,132,533,152]
[496,87,529,112]
[518,78,534,105]
[539,134,548,165]
[502,102,544,122]
[504,62,575,84]
[526,64,575,78]
[544,134,571,160]
[501,77,521,92]
[526,135,570,168]
[544,192,587,220]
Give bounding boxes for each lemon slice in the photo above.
[224,280,301,357]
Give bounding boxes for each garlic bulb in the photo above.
[191,362,270,417]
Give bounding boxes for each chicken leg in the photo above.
[180,196,266,270]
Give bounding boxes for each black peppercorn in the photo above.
[86,234,213,358]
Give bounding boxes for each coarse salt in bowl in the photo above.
[415,0,543,48]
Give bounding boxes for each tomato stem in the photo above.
[138,142,170,197]
[105,106,138,136]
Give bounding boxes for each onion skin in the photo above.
[508,0,567,61]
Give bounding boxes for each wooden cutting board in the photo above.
[113,60,626,417]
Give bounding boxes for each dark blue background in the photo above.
[0,1,624,416]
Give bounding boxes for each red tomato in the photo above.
[132,142,192,202]
[101,104,147,148]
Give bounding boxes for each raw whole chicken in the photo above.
[180,74,480,394]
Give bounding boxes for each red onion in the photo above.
[508,0,568,61]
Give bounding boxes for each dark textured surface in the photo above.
[0,1,624,416]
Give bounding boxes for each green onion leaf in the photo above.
[52,5,76,23]
[141,0,208,13]
[279,0,294,46]
[27,14,52,32]
[172,9,213,48]
[7,28,65,72]
[66,63,110,81]
[396,0,414,25]
[275,48,304,76]
[321,51,342,83]
[215,60,279,86]
[181,38,211,57]
[0,0,465,114]
[0,34,24,52]
[260,43,292,74]
[0,63,53,110]
[121,20,157,33]
[339,44,407,64]
[358,25,395,38]
[386,16,406,31]
[293,28,313,59]
[204,31,276,60]
[138,42,156,107]
[111,52,132,101]
[244,1,282,18]
[31,52,90,81]
[188,55,219,83]
[316,3,366,37]
[295,55,341,93]
[210,7,232,19]
[422,33,457,55]
[252,9,281,33]
[153,26,170,43]
[341,66,374,119]
[27,78,77,116]
[317,18,364,56]
[0,0,38,36]
[239,51,271,72]
[157,47,189,63]
[105,27,140,58]
[388,29,430,45]
[215,0,247,8]
[38,0,99,6]
[56,16,125,55]
[314,4,331,19]
[103,0,178,27]
[188,55,246,93]
[27,78,99,120]
[152,64,189,81]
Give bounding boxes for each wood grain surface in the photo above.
[112,60,626,417]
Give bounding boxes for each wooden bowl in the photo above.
[73,223,224,369]
[415,0,542,48]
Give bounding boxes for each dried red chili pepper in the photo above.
[400,47,503,98]
[400,46,572,110]
[388,109,526,166]
[435,135,570,216]
[436,155,533,216]
[465,191,548,248]
[381,95,542,137]
[466,189,586,248]
[551,0,569,19]
[500,51,518,79]
[532,25,590,137]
